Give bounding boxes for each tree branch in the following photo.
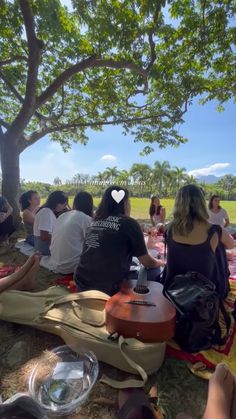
[0,55,28,67]
[145,1,164,73]
[146,32,156,73]
[6,0,43,139]
[0,70,24,104]
[36,56,147,109]
[123,4,163,107]
[0,70,49,122]
[52,85,65,120]
[200,0,207,39]
[19,112,174,152]
[126,96,155,109]
[19,96,189,153]
[0,118,10,130]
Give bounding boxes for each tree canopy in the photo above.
[0,0,235,223]
[0,0,235,152]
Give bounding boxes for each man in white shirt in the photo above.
[42,192,93,274]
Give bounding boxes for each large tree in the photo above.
[0,0,235,224]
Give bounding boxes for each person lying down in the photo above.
[0,253,41,293]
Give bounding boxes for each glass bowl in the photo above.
[28,345,99,417]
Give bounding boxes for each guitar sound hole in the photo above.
[134,286,149,295]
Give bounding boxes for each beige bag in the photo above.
[0,287,166,388]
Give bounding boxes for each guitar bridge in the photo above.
[126,300,156,307]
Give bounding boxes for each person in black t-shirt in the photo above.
[74,186,164,295]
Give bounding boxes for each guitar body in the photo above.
[105,280,176,343]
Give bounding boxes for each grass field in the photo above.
[1,197,235,417]
[67,197,236,224]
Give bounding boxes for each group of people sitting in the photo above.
[0,184,234,300]
[0,185,235,419]
[19,189,93,273]
[149,193,232,230]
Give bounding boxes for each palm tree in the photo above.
[172,166,187,189]
[96,171,106,182]
[184,174,198,185]
[130,164,151,182]
[104,166,120,183]
[117,170,130,186]
[53,176,62,186]
[130,164,151,196]
[72,173,83,186]
[153,161,171,196]
[217,175,236,199]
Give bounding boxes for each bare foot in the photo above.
[16,252,41,279]
[203,364,234,419]
[9,254,41,291]
[0,253,42,292]
[21,254,41,290]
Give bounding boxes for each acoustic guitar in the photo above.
[105,267,176,343]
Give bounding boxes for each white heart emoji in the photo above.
[111,189,125,204]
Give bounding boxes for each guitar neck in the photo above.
[135,266,148,290]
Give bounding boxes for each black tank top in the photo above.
[165,224,229,298]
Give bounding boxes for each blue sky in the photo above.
[20,98,236,183]
[19,0,236,183]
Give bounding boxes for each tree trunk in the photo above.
[0,134,21,228]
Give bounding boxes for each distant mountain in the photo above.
[197,175,223,184]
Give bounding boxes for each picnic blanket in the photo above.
[54,246,236,379]
[166,277,236,378]
[15,240,57,272]
[165,250,236,378]
[15,231,236,378]
[15,239,34,256]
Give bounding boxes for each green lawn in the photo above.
[78,197,236,224]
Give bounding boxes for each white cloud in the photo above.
[20,144,78,183]
[188,163,230,178]
[100,154,117,162]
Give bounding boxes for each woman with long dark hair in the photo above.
[149,196,166,227]
[164,185,234,298]
[19,190,40,246]
[33,191,68,255]
[74,186,164,295]
[208,195,230,228]
[45,191,93,274]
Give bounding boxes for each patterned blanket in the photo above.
[54,241,236,378]
[166,250,236,378]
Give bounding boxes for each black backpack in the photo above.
[164,271,231,353]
